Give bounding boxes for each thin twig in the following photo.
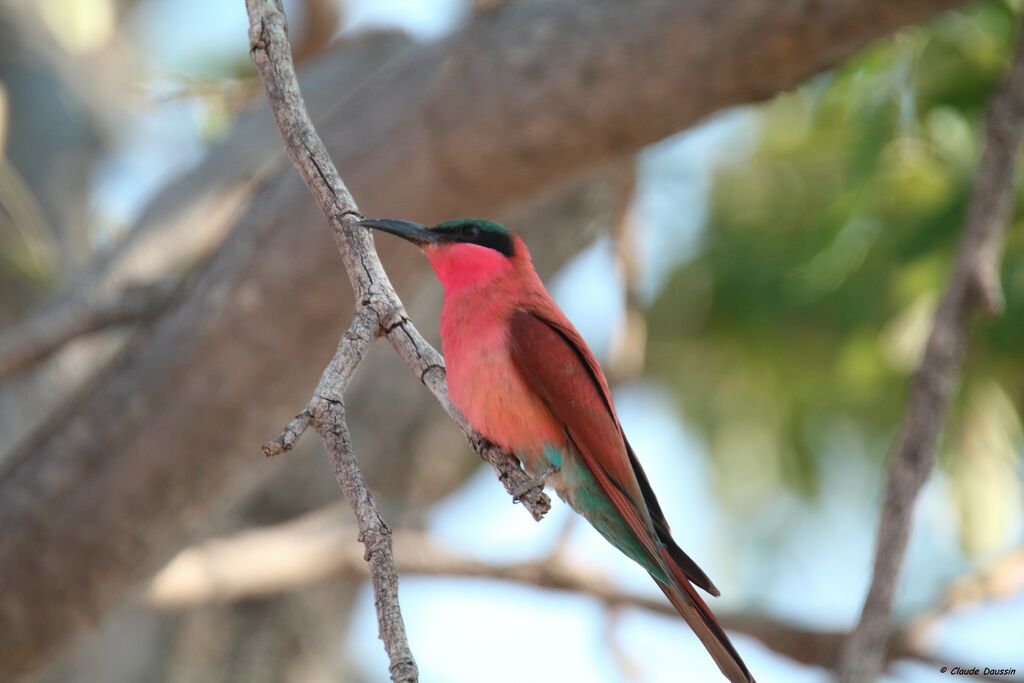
[263,310,419,680]
[244,0,551,679]
[244,0,548,523]
[312,311,417,682]
[0,279,178,381]
[246,2,416,673]
[838,25,1024,683]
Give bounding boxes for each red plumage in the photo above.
[362,217,755,683]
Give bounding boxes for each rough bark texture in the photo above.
[838,21,1024,683]
[246,1,421,676]
[0,0,969,678]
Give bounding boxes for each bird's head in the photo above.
[358,217,524,292]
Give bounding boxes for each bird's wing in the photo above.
[508,308,719,595]
[508,308,658,549]
[508,308,753,683]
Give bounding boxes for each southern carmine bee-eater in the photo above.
[359,217,755,683]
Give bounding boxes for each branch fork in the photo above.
[245,0,550,679]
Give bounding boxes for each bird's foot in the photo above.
[511,464,558,502]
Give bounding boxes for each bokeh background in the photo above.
[1,1,1022,682]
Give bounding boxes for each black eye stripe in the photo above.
[430,221,515,257]
[474,231,514,257]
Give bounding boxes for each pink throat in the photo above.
[424,242,514,293]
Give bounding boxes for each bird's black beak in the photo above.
[358,218,441,246]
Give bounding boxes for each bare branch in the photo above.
[261,410,312,457]
[838,25,1024,683]
[246,3,418,675]
[309,312,416,682]
[146,507,1024,682]
[244,0,548,522]
[0,279,177,381]
[244,0,564,677]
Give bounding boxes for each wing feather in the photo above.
[508,308,718,595]
[507,309,650,518]
[507,308,752,683]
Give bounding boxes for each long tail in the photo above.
[657,548,755,683]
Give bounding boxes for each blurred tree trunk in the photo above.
[0,2,111,447]
[30,158,635,683]
[0,0,969,679]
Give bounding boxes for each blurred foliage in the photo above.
[648,0,1024,553]
[37,0,116,54]
[0,75,59,326]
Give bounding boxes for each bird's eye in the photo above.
[461,224,480,239]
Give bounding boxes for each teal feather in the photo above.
[541,444,668,582]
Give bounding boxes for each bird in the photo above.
[359,217,755,683]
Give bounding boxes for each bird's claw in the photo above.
[511,464,558,502]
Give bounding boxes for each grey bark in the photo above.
[246,0,424,674]
[0,0,969,678]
